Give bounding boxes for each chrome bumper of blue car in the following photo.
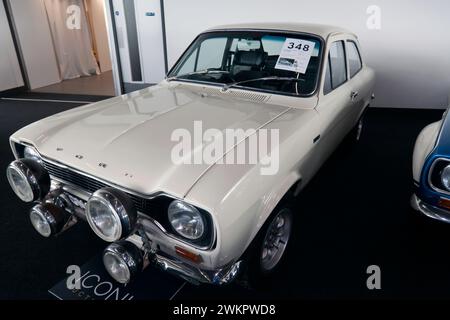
[411,194,450,223]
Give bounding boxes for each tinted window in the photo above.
[329,41,347,89]
[347,41,362,78]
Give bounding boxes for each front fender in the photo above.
[412,121,442,183]
[184,108,319,268]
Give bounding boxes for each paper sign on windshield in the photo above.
[275,39,316,74]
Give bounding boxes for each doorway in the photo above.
[34,0,115,96]
[6,0,115,97]
[108,0,168,93]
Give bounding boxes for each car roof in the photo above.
[206,22,355,40]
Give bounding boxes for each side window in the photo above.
[330,41,347,89]
[347,41,362,78]
[323,41,347,94]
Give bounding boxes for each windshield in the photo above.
[168,31,323,96]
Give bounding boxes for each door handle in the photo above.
[350,91,359,101]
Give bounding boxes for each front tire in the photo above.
[260,208,293,273]
[246,203,293,288]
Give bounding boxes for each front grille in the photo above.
[41,158,213,248]
[42,160,149,214]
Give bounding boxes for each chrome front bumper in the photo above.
[8,155,242,285]
[411,194,450,223]
[48,181,242,285]
[151,252,242,285]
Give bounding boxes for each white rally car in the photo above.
[6,23,375,286]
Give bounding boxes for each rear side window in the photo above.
[347,41,362,78]
[323,41,347,94]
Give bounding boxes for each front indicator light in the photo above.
[175,246,202,264]
[438,198,450,210]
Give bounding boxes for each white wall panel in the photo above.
[135,0,166,84]
[0,1,23,91]
[111,0,134,83]
[9,0,60,89]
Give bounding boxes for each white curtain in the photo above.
[44,0,99,80]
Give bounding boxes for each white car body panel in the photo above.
[11,83,292,199]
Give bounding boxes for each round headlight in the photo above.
[168,200,205,240]
[24,146,42,164]
[29,203,68,237]
[86,188,137,242]
[6,159,50,202]
[441,165,450,190]
[103,241,143,284]
[30,205,52,237]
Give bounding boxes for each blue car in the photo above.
[412,108,450,222]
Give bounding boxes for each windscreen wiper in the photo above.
[221,76,305,92]
[167,69,229,82]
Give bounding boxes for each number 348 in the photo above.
[287,42,310,51]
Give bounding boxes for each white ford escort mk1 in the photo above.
[6,23,374,286]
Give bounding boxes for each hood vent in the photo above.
[184,85,271,103]
[224,89,270,102]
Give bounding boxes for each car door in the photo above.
[315,37,354,160]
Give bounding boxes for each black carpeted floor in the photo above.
[0,93,448,299]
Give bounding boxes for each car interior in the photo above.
[227,49,320,95]
[175,34,321,96]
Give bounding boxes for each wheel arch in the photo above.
[240,171,301,257]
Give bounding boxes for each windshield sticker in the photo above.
[275,38,316,74]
